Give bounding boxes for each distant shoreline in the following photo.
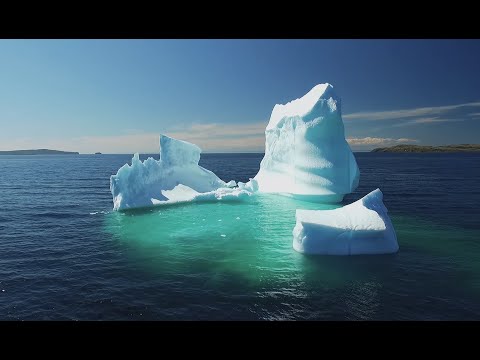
[0,149,79,155]
[371,144,480,153]
[2,146,479,156]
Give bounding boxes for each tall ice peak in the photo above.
[253,82,359,202]
[267,83,337,131]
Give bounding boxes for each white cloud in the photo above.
[166,122,266,152]
[0,134,419,153]
[0,123,267,154]
[347,137,418,147]
[344,101,480,121]
[392,117,465,127]
[0,123,421,153]
[167,122,264,141]
[411,118,454,124]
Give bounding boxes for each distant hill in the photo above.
[0,149,79,155]
[372,144,480,153]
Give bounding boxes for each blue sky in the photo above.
[1,39,480,153]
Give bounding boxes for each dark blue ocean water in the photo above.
[0,153,479,320]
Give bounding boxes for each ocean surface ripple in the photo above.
[0,153,479,320]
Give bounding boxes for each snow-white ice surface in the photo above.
[254,83,360,202]
[292,189,398,255]
[110,134,254,211]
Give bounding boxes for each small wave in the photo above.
[90,211,110,215]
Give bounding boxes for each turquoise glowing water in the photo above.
[1,153,479,319]
[105,195,338,288]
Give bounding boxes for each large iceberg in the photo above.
[110,134,256,211]
[254,83,359,203]
[292,189,398,255]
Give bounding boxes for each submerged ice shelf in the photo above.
[293,189,398,255]
[109,83,397,255]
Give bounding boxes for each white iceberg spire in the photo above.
[254,83,360,202]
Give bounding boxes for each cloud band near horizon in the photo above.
[0,126,417,153]
[3,100,479,153]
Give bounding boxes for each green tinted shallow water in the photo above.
[104,194,480,319]
[105,195,339,286]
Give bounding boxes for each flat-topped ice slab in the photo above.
[293,189,398,255]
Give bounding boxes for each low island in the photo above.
[372,144,480,153]
[0,149,79,155]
